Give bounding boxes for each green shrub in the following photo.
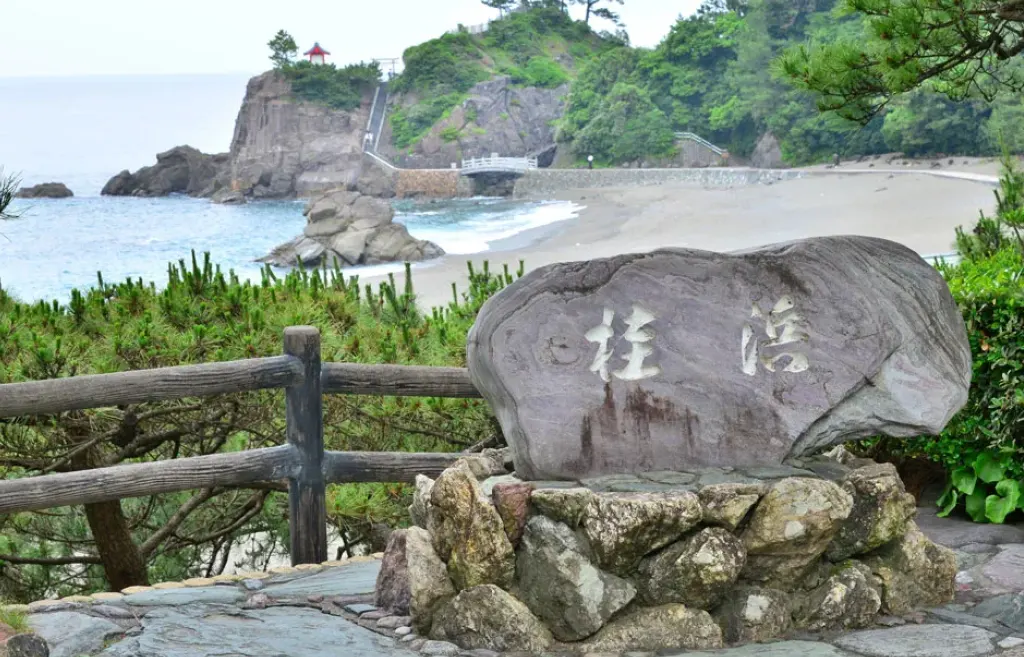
[506,56,569,88]
[390,92,468,149]
[392,32,489,95]
[440,126,462,143]
[282,60,381,110]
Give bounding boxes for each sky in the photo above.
[0,0,703,78]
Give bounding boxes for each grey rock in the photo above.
[517,515,636,641]
[15,182,73,199]
[750,131,785,169]
[579,604,723,652]
[638,471,697,485]
[264,559,380,597]
[410,474,434,529]
[979,545,1024,595]
[713,586,791,644]
[243,592,270,610]
[241,578,265,591]
[460,650,500,657]
[374,528,455,631]
[663,640,854,656]
[466,236,970,481]
[98,603,415,656]
[479,474,522,497]
[530,487,594,527]
[101,146,229,197]
[429,585,552,652]
[346,603,378,615]
[638,527,745,608]
[915,507,1024,549]
[998,637,1024,649]
[420,640,461,656]
[827,463,917,561]
[122,586,244,606]
[89,605,138,619]
[5,634,50,657]
[833,624,998,657]
[395,626,413,636]
[738,465,817,479]
[862,522,957,614]
[973,592,1024,632]
[793,561,881,631]
[698,483,763,531]
[926,608,1006,632]
[741,478,853,584]
[581,491,703,575]
[378,615,413,629]
[29,611,123,657]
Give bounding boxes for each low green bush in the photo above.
[281,60,381,111]
[389,92,468,149]
[505,56,570,88]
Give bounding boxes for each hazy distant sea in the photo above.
[0,74,579,303]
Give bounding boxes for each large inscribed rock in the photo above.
[467,236,970,480]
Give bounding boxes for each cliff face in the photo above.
[227,71,372,198]
[377,76,568,170]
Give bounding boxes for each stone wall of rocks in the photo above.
[511,167,805,198]
[394,170,473,198]
[374,449,958,653]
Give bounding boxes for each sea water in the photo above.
[0,74,580,304]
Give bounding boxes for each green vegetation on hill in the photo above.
[388,1,619,149]
[561,0,1024,166]
[266,29,381,111]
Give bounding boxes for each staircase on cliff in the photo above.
[365,82,389,155]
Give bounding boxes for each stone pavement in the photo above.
[3,511,1023,657]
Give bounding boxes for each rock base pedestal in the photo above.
[374,449,957,654]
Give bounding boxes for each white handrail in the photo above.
[460,155,538,174]
[675,132,725,156]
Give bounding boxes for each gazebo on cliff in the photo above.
[304,42,330,65]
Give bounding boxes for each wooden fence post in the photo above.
[284,326,327,565]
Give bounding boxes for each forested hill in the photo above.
[559,0,1024,166]
[393,0,1024,168]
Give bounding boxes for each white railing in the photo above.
[460,155,538,175]
[675,132,726,156]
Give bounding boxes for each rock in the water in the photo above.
[101,146,229,197]
[579,604,723,652]
[466,236,970,481]
[793,561,881,630]
[862,521,956,614]
[491,482,532,547]
[259,189,443,268]
[429,585,552,652]
[638,527,745,608]
[517,515,636,641]
[15,182,72,199]
[581,491,702,575]
[530,487,594,527]
[374,527,455,632]
[698,482,764,531]
[428,463,515,590]
[827,463,917,561]
[714,587,791,644]
[410,474,434,529]
[6,634,50,657]
[741,478,853,585]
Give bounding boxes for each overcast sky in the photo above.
[1,0,703,78]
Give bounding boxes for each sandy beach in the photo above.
[374,163,1001,310]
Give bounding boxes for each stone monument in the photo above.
[374,236,972,654]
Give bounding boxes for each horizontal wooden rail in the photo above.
[0,356,304,419]
[0,445,300,515]
[321,363,480,398]
[324,451,463,483]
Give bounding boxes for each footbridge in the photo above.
[460,154,539,176]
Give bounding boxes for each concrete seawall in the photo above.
[512,167,805,198]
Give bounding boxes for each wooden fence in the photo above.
[0,326,482,566]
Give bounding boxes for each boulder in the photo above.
[861,522,956,614]
[530,487,593,528]
[698,482,764,531]
[5,634,50,657]
[827,463,917,561]
[259,189,443,268]
[427,463,515,591]
[374,527,455,632]
[741,478,853,585]
[714,587,791,644]
[579,604,723,652]
[429,585,552,652]
[409,474,434,529]
[793,561,881,630]
[15,182,72,198]
[580,491,703,575]
[750,132,785,169]
[466,236,971,481]
[101,146,229,197]
[516,515,636,641]
[491,483,532,547]
[638,527,746,609]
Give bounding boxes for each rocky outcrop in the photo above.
[258,189,443,268]
[750,131,785,168]
[429,585,552,652]
[15,182,73,198]
[638,527,746,608]
[378,76,568,170]
[374,527,455,632]
[101,146,230,197]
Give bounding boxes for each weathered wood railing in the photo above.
[0,326,482,565]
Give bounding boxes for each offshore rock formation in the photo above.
[15,182,73,198]
[101,146,230,198]
[258,189,443,268]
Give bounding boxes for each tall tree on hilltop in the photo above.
[268,30,298,69]
[574,0,625,26]
[777,0,1024,123]
[481,0,517,14]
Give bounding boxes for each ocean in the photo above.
[0,73,580,304]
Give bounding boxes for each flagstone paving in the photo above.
[4,513,1023,657]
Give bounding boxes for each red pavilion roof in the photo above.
[304,42,330,56]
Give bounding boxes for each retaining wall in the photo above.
[512,167,804,199]
[394,169,473,198]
